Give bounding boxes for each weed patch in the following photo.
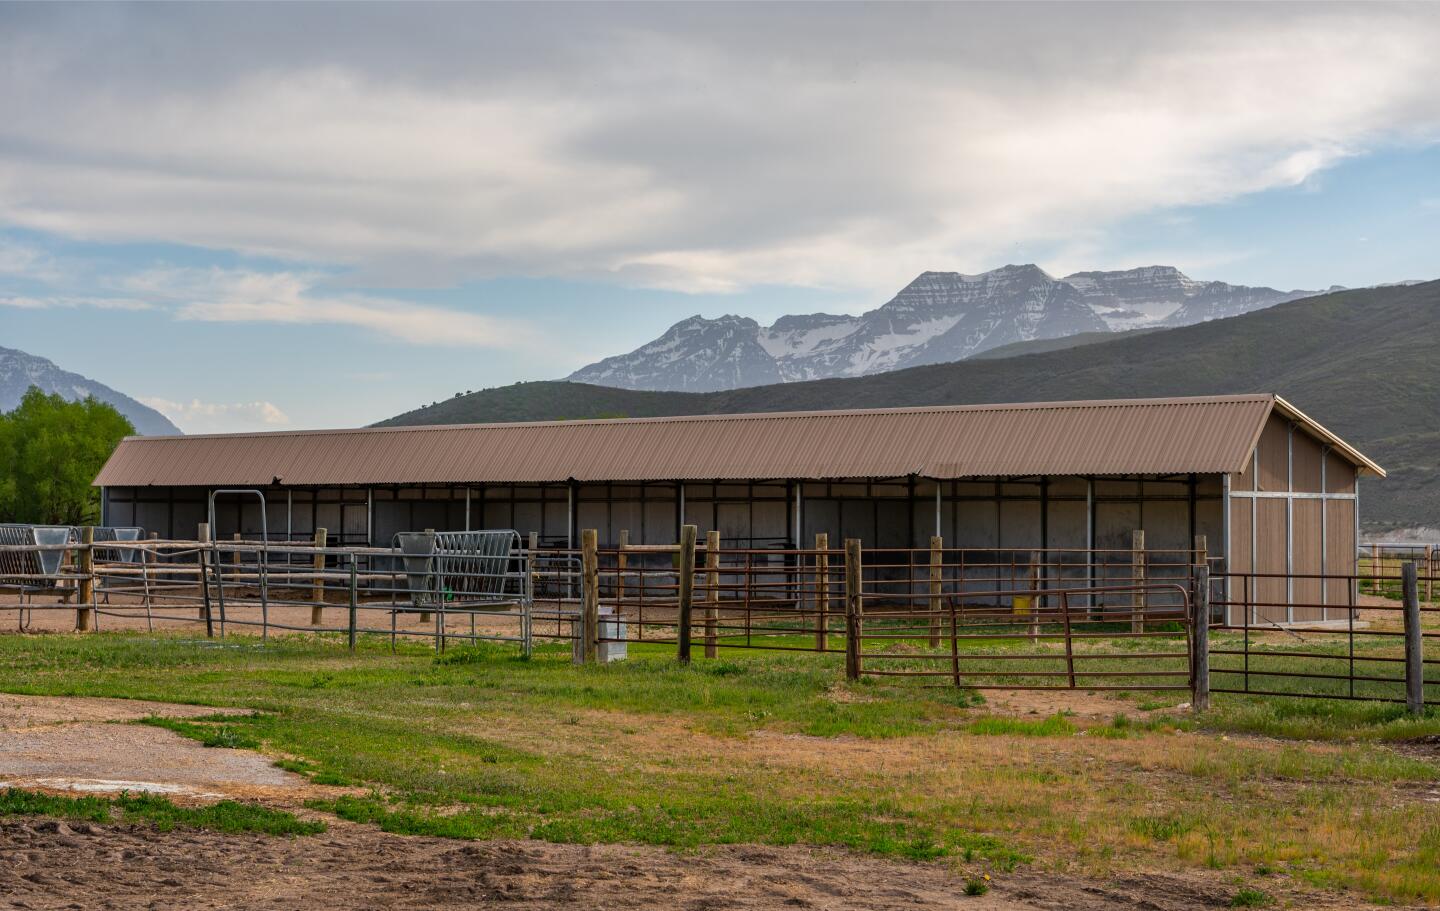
[0,787,322,836]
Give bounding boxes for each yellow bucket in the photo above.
[1012,595,1032,615]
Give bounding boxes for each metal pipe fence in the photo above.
[0,536,533,654]
[1213,569,1440,704]
[854,582,1194,690]
[6,527,1440,715]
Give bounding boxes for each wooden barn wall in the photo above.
[1226,413,1362,625]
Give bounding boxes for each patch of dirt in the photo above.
[977,688,1177,720]
[0,693,248,731]
[0,695,346,804]
[0,819,1372,911]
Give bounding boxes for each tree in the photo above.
[0,387,134,525]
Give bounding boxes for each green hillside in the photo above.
[380,281,1440,530]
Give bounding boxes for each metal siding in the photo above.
[1255,498,1288,623]
[1325,499,1356,606]
[1291,431,1325,493]
[1291,499,1325,620]
[1257,416,1290,492]
[1325,451,1357,494]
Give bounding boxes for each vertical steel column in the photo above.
[1222,472,1232,626]
[934,481,942,539]
[794,481,802,548]
[1320,446,1328,614]
[567,482,575,549]
[465,487,471,532]
[1286,423,1294,622]
[1085,478,1095,608]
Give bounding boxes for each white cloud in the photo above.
[115,266,534,348]
[0,6,1438,297]
[0,294,154,311]
[0,239,63,283]
[140,396,291,434]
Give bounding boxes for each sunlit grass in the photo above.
[2,631,1440,903]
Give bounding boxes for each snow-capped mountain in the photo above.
[0,345,180,435]
[568,264,1316,392]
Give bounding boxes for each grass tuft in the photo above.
[1229,886,1274,907]
[0,787,323,836]
[967,714,1074,737]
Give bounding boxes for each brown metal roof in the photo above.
[93,394,1384,488]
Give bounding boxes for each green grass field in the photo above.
[4,630,1440,904]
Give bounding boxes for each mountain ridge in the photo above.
[384,280,1440,530]
[567,263,1316,392]
[0,345,181,435]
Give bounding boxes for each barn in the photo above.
[94,394,1382,622]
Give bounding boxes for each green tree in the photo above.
[0,387,134,525]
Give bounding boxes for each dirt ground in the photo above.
[0,817,1374,911]
[0,694,1393,910]
[0,694,338,804]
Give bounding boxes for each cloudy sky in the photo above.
[3,2,1439,432]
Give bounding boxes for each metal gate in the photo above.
[855,582,1195,690]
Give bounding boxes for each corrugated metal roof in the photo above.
[92,394,1384,488]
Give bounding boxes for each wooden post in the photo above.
[1194,534,1208,625]
[419,528,435,625]
[143,531,158,616]
[704,530,720,659]
[814,532,830,651]
[1132,530,1147,633]
[76,526,94,632]
[526,530,539,600]
[676,524,697,664]
[617,529,629,603]
[1404,561,1423,717]
[1192,564,1210,713]
[311,527,327,626]
[844,538,862,681]
[347,555,359,652]
[928,536,943,648]
[1028,551,1041,642]
[580,528,599,665]
[197,522,213,631]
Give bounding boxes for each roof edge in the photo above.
[109,394,1280,443]
[1272,395,1386,478]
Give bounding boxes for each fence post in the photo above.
[704,530,720,659]
[197,523,214,636]
[845,538,862,681]
[1404,561,1423,717]
[76,526,94,632]
[1193,564,1210,713]
[1027,551,1041,642]
[1194,533,1208,625]
[1132,529,1147,633]
[814,532,830,651]
[144,531,158,616]
[348,554,358,652]
[580,528,599,665]
[676,524,697,664]
[617,529,629,603]
[419,528,435,625]
[928,536,943,648]
[311,527,327,626]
